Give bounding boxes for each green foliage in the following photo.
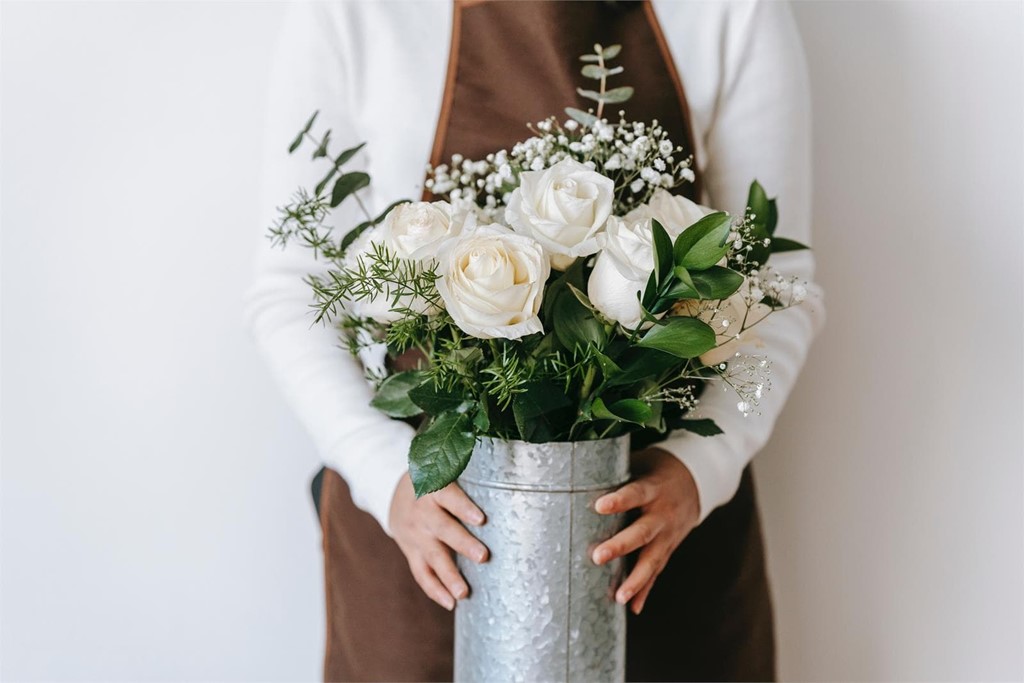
[637,317,717,359]
[370,371,425,418]
[512,380,573,442]
[409,412,477,496]
[674,418,724,437]
[673,212,733,270]
[591,397,652,425]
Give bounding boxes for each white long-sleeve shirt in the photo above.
[246,0,825,536]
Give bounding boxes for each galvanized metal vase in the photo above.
[454,436,630,683]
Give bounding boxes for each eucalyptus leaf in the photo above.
[314,167,338,197]
[601,44,622,59]
[565,107,598,127]
[331,172,371,208]
[288,110,319,153]
[579,54,602,63]
[577,88,603,102]
[408,412,476,496]
[581,65,624,79]
[334,141,367,168]
[637,317,716,359]
[674,212,732,270]
[600,87,634,104]
[312,130,331,159]
[370,371,425,418]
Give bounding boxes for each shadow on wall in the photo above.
[756,1,1023,681]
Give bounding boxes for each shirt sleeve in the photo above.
[656,0,827,522]
[244,2,411,536]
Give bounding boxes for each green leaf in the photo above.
[769,236,809,253]
[592,397,652,424]
[312,130,331,159]
[408,412,477,496]
[600,86,634,103]
[674,212,732,270]
[331,172,371,208]
[288,110,318,153]
[576,88,603,102]
[605,348,681,388]
[651,219,673,286]
[675,418,724,437]
[744,181,773,266]
[370,371,425,418]
[314,167,338,197]
[637,317,716,359]
[579,53,601,63]
[689,266,744,299]
[512,381,573,442]
[565,107,598,127]
[594,352,622,380]
[601,44,622,59]
[333,141,366,168]
[581,65,624,79]
[408,381,465,415]
[553,292,606,351]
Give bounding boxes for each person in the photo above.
[246,1,825,680]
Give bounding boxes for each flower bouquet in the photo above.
[271,43,808,682]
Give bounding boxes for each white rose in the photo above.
[341,225,431,324]
[380,200,466,261]
[587,215,656,328]
[629,188,711,233]
[435,224,550,340]
[673,292,771,366]
[588,192,715,329]
[505,158,614,270]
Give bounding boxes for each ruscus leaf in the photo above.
[592,397,652,424]
[637,317,717,359]
[769,236,810,253]
[651,219,673,286]
[675,418,724,437]
[674,212,732,270]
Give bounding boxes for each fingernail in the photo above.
[451,584,468,600]
[616,588,633,604]
[632,602,644,615]
[475,549,488,563]
[442,595,455,611]
[592,548,610,565]
[471,512,485,525]
[595,497,611,514]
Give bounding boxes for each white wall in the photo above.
[756,1,1024,680]
[1,1,1020,681]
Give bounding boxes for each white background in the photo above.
[1,1,1021,681]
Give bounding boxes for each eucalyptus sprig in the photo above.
[566,43,634,126]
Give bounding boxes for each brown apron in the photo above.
[318,1,774,680]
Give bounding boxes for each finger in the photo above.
[425,542,470,600]
[595,480,656,515]
[630,579,656,615]
[615,543,667,605]
[409,557,455,611]
[592,515,664,565]
[435,514,489,563]
[435,484,486,526]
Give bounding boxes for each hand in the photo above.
[389,473,489,611]
[592,447,700,615]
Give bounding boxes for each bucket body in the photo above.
[454,436,630,683]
